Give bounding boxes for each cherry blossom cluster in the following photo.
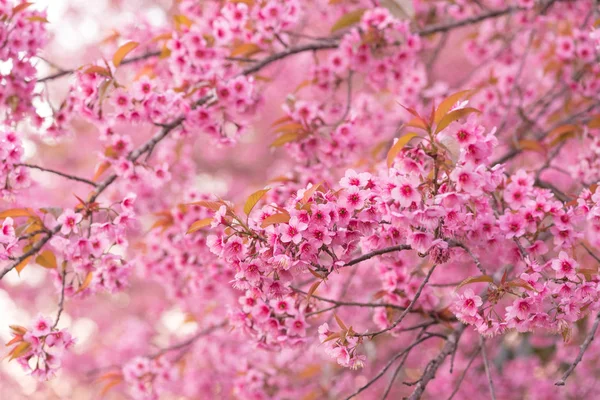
[5,315,75,381]
[3,0,600,398]
[0,1,47,122]
[0,127,30,197]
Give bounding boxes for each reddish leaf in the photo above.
[113,41,139,67]
[187,218,213,234]
[387,133,420,168]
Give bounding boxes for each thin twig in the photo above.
[479,336,497,400]
[149,321,228,359]
[52,265,67,330]
[555,311,600,386]
[447,347,482,400]
[37,50,162,83]
[16,163,97,187]
[407,324,466,400]
[344,245,412,267]
[345,334,441,400]
[356,265,438,338]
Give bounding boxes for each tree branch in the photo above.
[37,50,161,83]
[555,311,600,386]
[407,324,466,400]
[16,163,97,187]
[479,336,497,400]
[447,346,481,400]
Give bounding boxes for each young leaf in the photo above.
[9,342,31,361]
[386,133,420,168]
[78,271,94,293]
[271,132,300,147]
[244,188,271,215]
[273,122,304,135]
[302,181,323,204]
[35,250,57,269]
[330,9,367,33]
[12,2,33,15]
[334,314,348,331]
[270,115,293,127]
[435,107,481,134]
[322,332,341,343]
[307,281,321,302]
[0,208,36,219]
[93,161,112,182]
[187,218,213,234]
[113,41,139,67]
[434,89,475,124]
[83,65,112,77]
[187,200,226,212]
[517,139,546,154]
[173,14,193,30]
[231,43,262,58]
[261,212,291,228]
[506,278,535,291]
[455,275,493,290]
[15,256,32,275]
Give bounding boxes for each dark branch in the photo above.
[16,163,97,187]
[555,312,600,386]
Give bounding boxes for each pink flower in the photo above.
[551,251,578,280]
[390,176,421,207]
[456,289,482,317]
[506,298,533,320]
[286,316,307,337]
[498,212,526,239]
[32,314,53,337]
[0,217,16,243]
[279,216,307,245]
[57,209,83,235]
[341,186,366,211]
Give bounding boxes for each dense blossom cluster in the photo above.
[0,1,47,123]
[5,315,74,381]
[2,0,600,399]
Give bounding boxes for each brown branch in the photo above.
[555,311,600,386]
[447,240,485,274]
[344,334,441,400]
[37,50,162,83]
[344,245,412,267]
[149,320,228,359]
[52,265,67,330]
[407,324,466,400]
[479,336,497,400]
[16,163,97,187]
[356,265,438,338]
[417,6,519,37]
[447,346,481,400]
